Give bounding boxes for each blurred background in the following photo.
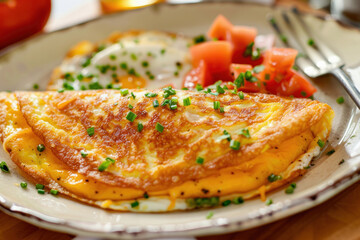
[0,0,359,51]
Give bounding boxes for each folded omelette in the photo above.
[0,89,333,212]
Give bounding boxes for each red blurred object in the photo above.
[0,0,51,50]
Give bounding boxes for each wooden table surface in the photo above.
[1,1,359,240]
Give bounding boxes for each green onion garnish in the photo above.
[143,192,149,199]
[87,127,95,137]
[239,128,251,138]
[216,85,225,94]
[326,149,335,155]
[195,84,203,91]
[183,97,191,106]
[336,96,344,104]
[120,89,129,96]
[50,189,59,195]
[120,62,128,70]
[308,38,315,46]
[131,92,136,99]
[36,184,44,189]
[126,111,137,122]
[33,84,39,90]
[0,162,9,173]
[142,61,149,67]
[37,189,45,194]
[131,200,139,208]
[20,182,27,189]
[221,200,232,207]
[317,139,325,148]
[137,122,144,132]
[213,101,220,110]
[155,122,164,133]
[109,54,116,60]
[153,99,159,108]
[196,157,204,165]
[238,91,244,100]
[233,197,244,204]
[220,107,225,113]
[128,104,134,109]
[267,174,281,182]
[230,140,240,150]
[98,158,115,172]
[234,73,245,88]
[145,92,158,98]
[80,150,88,158]
[193,35,206,44]
[206,211,214,219]
[37,144,45,152]
[266,199,273,205]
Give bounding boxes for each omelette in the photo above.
[0,89,333,212]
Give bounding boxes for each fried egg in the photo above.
[48,31,192,91]
[0,90,333,212]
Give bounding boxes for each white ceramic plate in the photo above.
[1,2,360,239]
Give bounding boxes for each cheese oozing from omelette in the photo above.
[48,31,192,91]
[0,90,333,212]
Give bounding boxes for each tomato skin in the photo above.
[230,64,266,93]
[275,70,317,98]
[190,41,232,73]
[260,48,298,83]
[207,14,233,40]
[183,60,212,89]
[0,0,51,49]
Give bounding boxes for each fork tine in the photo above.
[291,8,344,67]
[267,13,320,78]
[281,10,330,71]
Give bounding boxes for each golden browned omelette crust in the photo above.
[13,90,332,192]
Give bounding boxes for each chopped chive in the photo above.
[243,42,254,57]
[182,87,189,90]
[206,211,214,219]
[128,104,134,109]
[219,106,225,113]
[326,149,335,155]
[142,61,149,67]
[33,84,39,90]
[195,84,203,91]
[216,85,225,94]
[285,185,295,194]
[196,157,204,165]
[174,71,179,76]
[143,192,149,199]
[131,92,136,99]
[339,159,345,165]
[290,183,296,188]
[160,49,166,55]
[131,200,139,208]
[230,140,240,150]
[238,91,245,100]
[336,96,344,104]
[50,189,59,195]
[37,144,45,152]
[126,111,137,122]
[280,34,288,43]
[120,89,129,96]
[153,99,159,108]
[239,128,251,138]
[308,38,315,46]
[155,122,164,133]
[193,35,206,44]
[120,62,128,70]
[0,161,9,173]
[89,81,103,90]
[221,200,232,207]
[57,89,65,93]
[213,101,220,110]
[37,189,45,194]
[183,97,191,106]
[109,54,116,60]
[244,70,252,81]
[82,58,91,67]
[80,150,88,158]
[137,122,144,132]
[317,139,325,148]
[87,127,95,137]
[145,92,158,98]
[130,53,137,60]
[36,184,44,189]
[268,174,281,182]
[98,158,115,172]
[20,182,27,189]
[233,196,244,204]
[234,73,245,88]
[301,91,307,97]
[170,104,178,110]
[266,199,273,205]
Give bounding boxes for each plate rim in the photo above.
[1,1,360,238]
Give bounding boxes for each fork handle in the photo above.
[331,67,360,109]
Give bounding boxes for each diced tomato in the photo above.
[230,64,266,93]
[275,70,317,98]
[207,14,233,40]
[260,48,298,83]
[227,26,258,64]
[190,41,232,73]
[183,60,212,89]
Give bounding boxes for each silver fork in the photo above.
[268,7,360,108]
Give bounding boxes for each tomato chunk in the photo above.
[276,70,317,98]
[190,41,232,73]
[183,60,211,89]
[207,14,233,40]
[227,26,257,64]
[230,64,265,93]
